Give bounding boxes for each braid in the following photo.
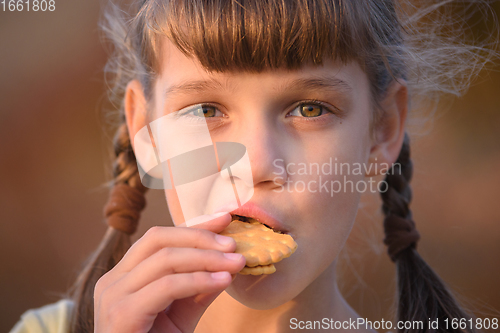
[112,122,147,190]
[380,133,478,333]
[381,133,412,220]
[69,122,148,333]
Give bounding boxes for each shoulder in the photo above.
[9,299,75,333]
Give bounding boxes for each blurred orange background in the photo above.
[1,1,499,332]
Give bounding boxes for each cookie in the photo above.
[240,264,276,275]
[219,219,297,275]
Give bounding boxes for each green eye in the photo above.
[300,104,322,117]
[192,105,217,117]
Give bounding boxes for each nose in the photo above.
[229,115,287,191]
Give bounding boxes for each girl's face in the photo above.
[148,39,377,309]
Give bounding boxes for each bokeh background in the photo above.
[1,1,499,332]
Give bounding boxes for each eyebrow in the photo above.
[164,75,352,98]
[164,78,233,97]
[275,76,353,95]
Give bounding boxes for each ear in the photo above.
[366,79,408,177]
[124,79,148,151]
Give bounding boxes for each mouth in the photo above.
[229,202,291,234]
[230,214,284,234]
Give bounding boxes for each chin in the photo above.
[225,261,306,310]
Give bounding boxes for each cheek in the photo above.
[285,116,372,268]
[303,188,361,262]
[290,172,363,275]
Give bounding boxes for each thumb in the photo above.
[166,290,224,332]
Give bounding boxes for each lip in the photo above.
[229,202,291,234]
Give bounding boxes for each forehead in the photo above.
[156,38,367,97]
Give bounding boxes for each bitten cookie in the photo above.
[219,219,297,275]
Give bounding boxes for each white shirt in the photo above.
[10,299,74,333]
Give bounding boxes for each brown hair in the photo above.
[68,0,499,332]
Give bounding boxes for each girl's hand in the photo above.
[93,212,244,333]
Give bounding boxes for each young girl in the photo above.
[10,0,498,332]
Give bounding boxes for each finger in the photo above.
[115,219,235,273]
[116,248,244,294]
[129,271,232,319]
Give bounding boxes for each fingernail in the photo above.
[211,271,230,280]
[215,234,234,246]
[224,252,242,261]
